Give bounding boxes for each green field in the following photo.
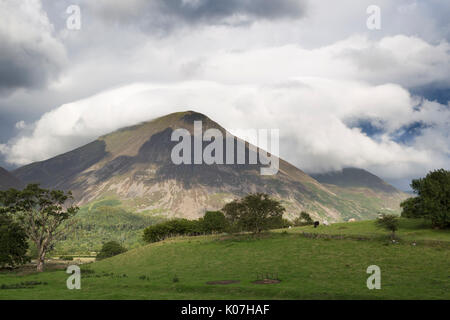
[275,219,450,242]
[0,219,449,300]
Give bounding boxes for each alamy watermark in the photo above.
[170,121,279,175]
[66,265,81,289]
[366,5,381,30]
[66,5,81,30]
[366,265,381,289]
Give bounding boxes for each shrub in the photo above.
[96,241,127,260]
[143,218,203,243]
[59,255,73,261]
[376,214,399,239]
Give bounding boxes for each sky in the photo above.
[0,0,449,191]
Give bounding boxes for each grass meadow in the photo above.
[0,219,448,300]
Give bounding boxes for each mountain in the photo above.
[0,167,24,191]
[311,168,397,193]
[14,111,405,222]
[311,168,408,215]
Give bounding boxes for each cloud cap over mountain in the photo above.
[0,0,449,191]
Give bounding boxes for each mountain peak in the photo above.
[13,112,406,220]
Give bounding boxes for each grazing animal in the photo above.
[323,220,329,226]
[348,218,356,222]
[314,221,320,228]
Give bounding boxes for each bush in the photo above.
[59,256,74,261]
[376,214,399,239]
[143,218,204,243]
[96,241,127,260]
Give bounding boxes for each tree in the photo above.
[401,169,449,229]
[96,241,127,260]
[202,211,227,233]
[222,199,246,233]
[222,193,285,233]
[376,214,399,239]
[400,197,422,219]
[293,211,314,226]
[0,184,79,272]
[0,213,29,268]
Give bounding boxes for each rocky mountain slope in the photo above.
[0,167,24,191]
[14,111,407,221]
[312,168,408,216]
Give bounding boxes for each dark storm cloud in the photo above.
[0,1,67,95]
[159,0,306,21]
[90,0,306,31]
[0,43,62,94]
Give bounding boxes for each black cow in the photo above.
[314,221,320,228]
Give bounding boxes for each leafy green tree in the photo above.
[222,193,286,233]
[401,169,449,229]
[0,213,29,268]
[0,184,79,272]
[221,199,246,233]
[202,211,227,233]
[376,214,399,239]
[96,241,127,260]
[400,197,422,218]
[293,211,314,226]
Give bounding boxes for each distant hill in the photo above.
[0,167,24,191]
[311,168,398,193]
[311,168,408,215]
[14,111,406,221]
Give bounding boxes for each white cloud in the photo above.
[1,78,448,183]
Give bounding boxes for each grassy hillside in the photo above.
[0,219,448,300]
[53,199,165,254]
[276,218,450,242]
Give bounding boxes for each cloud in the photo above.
[339,35,450,89]
[1,79,448,185]
[88,0,306,31]
[1,1,449,190]
[190,35,450,91]
[0,0,67,95]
